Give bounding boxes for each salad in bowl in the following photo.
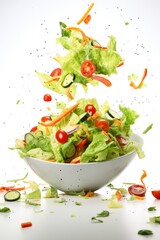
[14,98,144,164]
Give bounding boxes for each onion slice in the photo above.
[64,125,78,135]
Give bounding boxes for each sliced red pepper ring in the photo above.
[151,190,160,199]
[128,184,146,197]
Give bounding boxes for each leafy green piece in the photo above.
[0,207,11,213]
[59,22,71,37]
[148,206,156,211]
[7,172,28,183]
[142,123,153,134]
[45,186,59,198]
[138,229,153,235]
[25,199,41,206]
[149,216,160,224]
[25,189,41,200]
[108,200,122,208]
[54,198,67,203]
[91,217,103,223]
[96,210,110,217]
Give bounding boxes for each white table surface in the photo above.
[1,0,160,239]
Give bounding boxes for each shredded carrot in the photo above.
[85,191,94,197]
[66,86,74,100]
[115,190,122,201]
[40,103,79,127]
[78,124,90,138]
[21,222,32,228]
[44,76,60,83]
[102,131,112,141]
[47,159,56,162]
[84,14,91,24]
[0,186,25,191]
[140,170,147,186]
[77,2,95,25]
[117,60,124,67]
[129,68,147,89]
[87,111,101,120]
[70,156,81,164]
[113,118,122,127]
[134,195,145,200]
[66,26,87,46]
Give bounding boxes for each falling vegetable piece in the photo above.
[40,103,79,126]
[129,68,147,89]
[91,75,112,87]
[4,190,21,202]
[77,2,95,25]
[140,170,147,186]
[84,14,91,24]
[21,222,32,228]
[115,190,122,201]
[66,26,88,46]
[128,184,146,197]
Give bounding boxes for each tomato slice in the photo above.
[85,104,96,115]
[95,119,110,132]
[30,126,38,132]
[128,184,146,197]
[41,116,51,122]
[55,130,68,144]
[80,60,96,77]
[50,68,62,77]
[43,94,52,102]
[151,190,160,199]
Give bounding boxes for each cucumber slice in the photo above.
[61,73,75,88]
[25,132,35,143]
[105,109,120,120]
[4,190,21,202]
[78,112,90,123]
[61,143,76,159]
[91,39,101,47]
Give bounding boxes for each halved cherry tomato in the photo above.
[43,94,52,102]
[151,190,160,199]
[128,184,146,197]
[85,104,96,115]
[41,116,51,122]
[50,68,62,77]
[80,60,96,77]
[30,126,38,132]
[95,119,110,132]
[55,130,68,144]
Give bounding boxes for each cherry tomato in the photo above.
[30,126,38,132]
[151,190,160,199]
[41,116,51,122]
[95,119,110,132]
[128,184,146,197]
[43,94,52,102]
[80,60,96,77]
[55,130,68,144]
[50,68,62,77]
[85,104,96,115]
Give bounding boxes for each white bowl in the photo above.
[24,134,143,193]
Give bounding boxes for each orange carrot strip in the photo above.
[129,68,147,89]
[77,2,95,25]
[66,86,74,100]
[66,26,87,46]
[91,75,112,87]
[84,14,91,24]
[115,190,122,201]
[140,170,147,186]
[21,222,32,228]
[87,112,101,121]
[134,195,145,200]
[85,191,94,197]
[40,103,79,127]
[44,76,60,83]
[117,60,124,67]
[70,156,81,164]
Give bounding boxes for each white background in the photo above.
[0,0,160,239]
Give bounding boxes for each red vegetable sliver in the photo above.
[21,222,32,228]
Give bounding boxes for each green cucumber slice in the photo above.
[4,190,21,202]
